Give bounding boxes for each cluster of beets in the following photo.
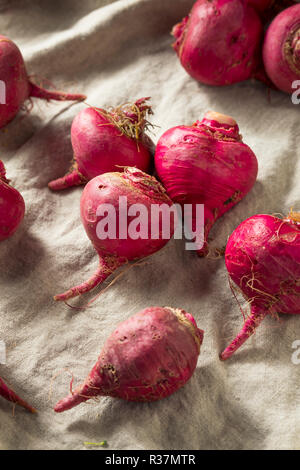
[0,1,299,415]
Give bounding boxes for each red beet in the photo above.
[54,168,175,302]
[172,0,263,86]
[263,4,300,94]
[154,111,258,256]
[48,98,153,191]
[0,35,86,128]
[220,213,300,360]
[54,306,204,412]
[0,160,25,241]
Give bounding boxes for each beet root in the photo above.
[262,4,300,94]
[220,213,300,360]
[48,98,153,191]
[0,160,25,241]
[54,306,204,412]
[54,168,174,302]
[154,111,258,256]
[172,0,263,86]
[0,35,86,129]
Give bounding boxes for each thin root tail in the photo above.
[48,169,86,191]
[29,81,86,102]
[54,256,124,302]
[0,378,37,413]
[220,306,269,360]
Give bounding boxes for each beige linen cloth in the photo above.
[0,0,299,450]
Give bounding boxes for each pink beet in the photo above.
[172,0,263,86]
[54,306,204,412]
[54,168,174,302]
[0,35,86,129]
[263,4,300,94]
[220,213,300,360]
[154,111,258,256]
[48,98,153,191]
[0,160,25,241]
[0,377,36,413]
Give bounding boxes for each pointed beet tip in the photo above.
[219,352,226,361]
[198,328,204,345]
[18,400,37,413]
[48,169,85,191]
[54,391,87,413]
[54,400,66,413]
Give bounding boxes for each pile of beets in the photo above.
[0,1,299,415]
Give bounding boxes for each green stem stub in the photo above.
[83,441,107,447]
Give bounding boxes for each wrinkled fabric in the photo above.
[0,0,299,451]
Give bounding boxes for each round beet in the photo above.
[220,213,300,360]
[48,98,153,191]
[263,4,300,94]
[172,0,263,86]
[0,35,86,128]
[154,111,258,256]
[54,168,174,302]
[54,306,204,412]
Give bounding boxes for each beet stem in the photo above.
[220,306,268,360]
